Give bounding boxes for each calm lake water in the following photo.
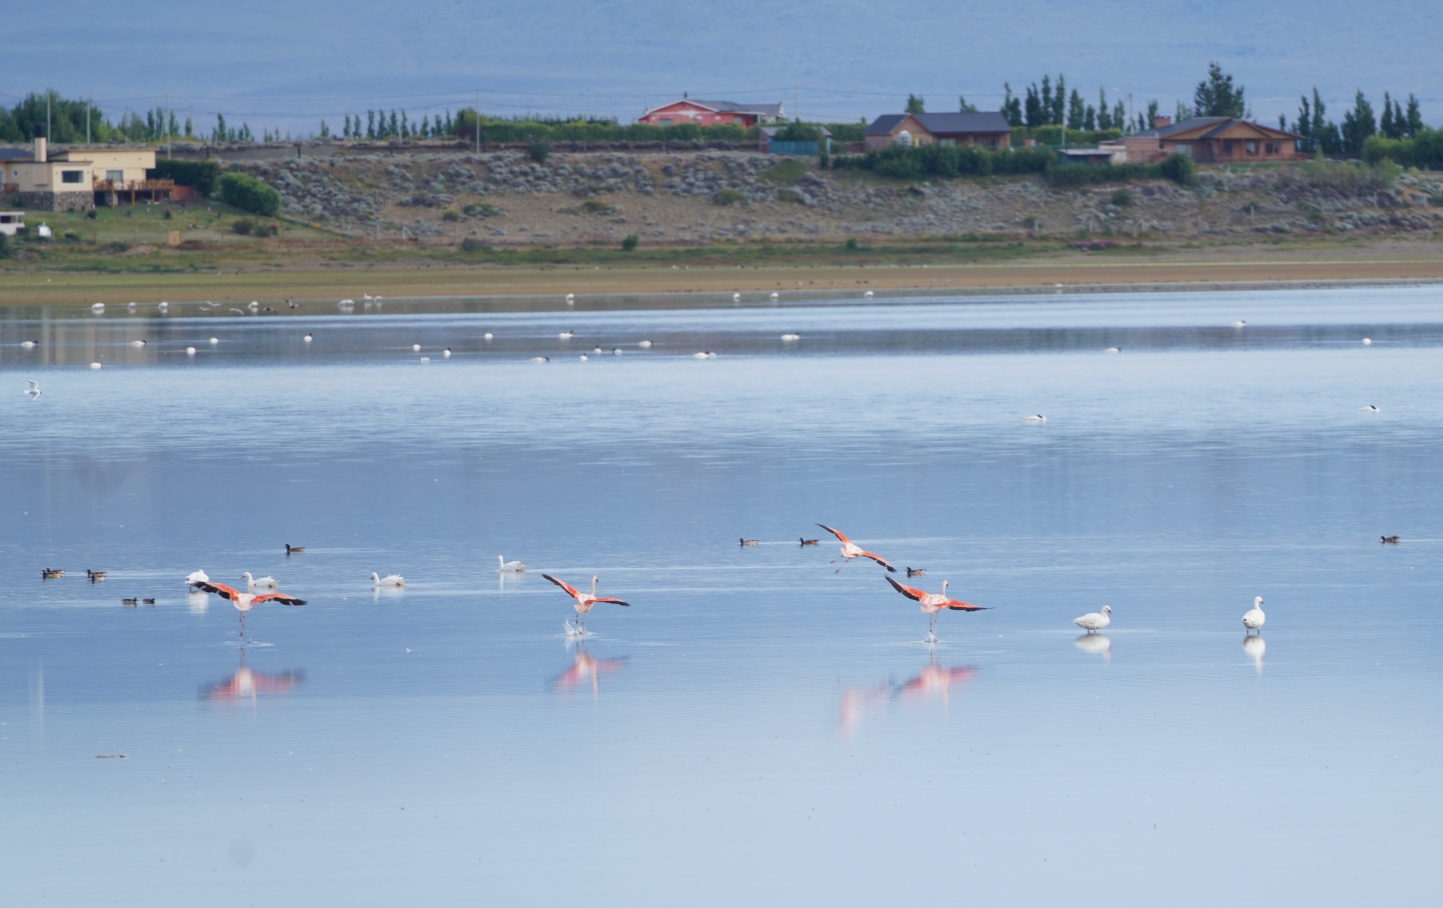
[2,286,1440,906]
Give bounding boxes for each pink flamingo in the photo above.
[816,524,897,573]
[542,574,630,634]
[886,576,989,641]
[194,581,306,637]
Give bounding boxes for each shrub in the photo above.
[580,199,617,215]
[1158,153,1196,186]
[1110,189,1134,207]
[149,159,221,196]
[219,171,281,216]
[712,188,746,206]
[63,231,80,241]
[85,210,97,219]
[621,233,639,251]
[231,218,253,235]
[773,121,822,142]
[442,209,462,222]
[777,188,804,204]
[163,208,173,219]
[460,237,489,251]
[527,142,550,163]
[463,202,500,218]
[832,145,1052,180]
[844,236,859,250]
[0,232,8,258]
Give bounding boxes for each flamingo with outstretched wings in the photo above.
[195,581,306,637]
[886,576,988,641]
[816,524,897,573]
[542,574,630,634]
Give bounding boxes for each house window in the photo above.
[1245,141,1258,155]
[1175,143,1192,157]
[659,118,672,125]
[61,170,84,184]
[986,138,997,150]
[106,169,124,182]
[1223,140,1235,154]
[1264,143,1277,155]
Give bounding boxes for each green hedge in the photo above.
[149,159,221,196]
[832,145,1055,179]
[219,171,281,216]
[1362,129,1443,168]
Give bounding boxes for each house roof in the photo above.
[0,147,36,161]
[866,111,1012,136]
[1058,148,1115,157]
[1136,117,1302,141]
[643,99,783,118]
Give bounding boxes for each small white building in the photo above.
[1,138,168,211]
[0,210,24,235]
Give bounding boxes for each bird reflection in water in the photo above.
[549,642,627,699]
[840,656,977,736]
[187,590,210,614]
[1243,635,1266,674]
[199,647,305,705]
[1073,633,1112,660]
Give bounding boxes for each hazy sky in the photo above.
[5,0,1441,133]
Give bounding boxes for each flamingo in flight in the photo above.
[542,574,629,635]
[816,524,897,573]
[194,581,306,637]
[886,576,989,642]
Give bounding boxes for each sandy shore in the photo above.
[5,244,1443,306]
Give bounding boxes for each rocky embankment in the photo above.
[228,151,1443,246]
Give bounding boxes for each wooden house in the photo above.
[1118,117,1304,164]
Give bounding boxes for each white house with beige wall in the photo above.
[1,138,166,210]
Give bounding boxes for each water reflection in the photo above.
[198,648,305,705]
[549,643,628,698]
[1073,633,1113,659]
[840,656,977,735]
[186,590,210,613]
[1243,635,1266,674]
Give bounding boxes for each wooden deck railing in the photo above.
[93,179,176,192]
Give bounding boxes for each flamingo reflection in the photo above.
[549,644,628,698]
[199,648,305,704]
[840,656,976,735]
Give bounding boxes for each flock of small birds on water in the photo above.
[37,527,1404,645]
[16,305,1389,420]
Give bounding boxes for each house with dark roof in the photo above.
[638,98,784,129]
[1118,117,1304,164]
[865,112,1012,152]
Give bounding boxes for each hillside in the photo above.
[223,149,1443,247]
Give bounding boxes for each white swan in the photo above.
[304,334,313,343]
[1023,414,1047,422]
[242,572,279,593]
[371,571,405,588]
[770,292,779,300]
[558,331,574,339]
[412,344,421,352]
[781,333,800,341]
[1242,596,1265,635]
[1232,320,1246,327]
[129,339,147,348]
[1359,405,1379,412]
[1104,346,1121,353]
[1074,605,1112,633]
[530,356,550,363]
[1362,337,1372,345]
[91,302,105,313]
[733,292,741,302]
[186,569,210,589]
[21,340,37,349]
[638,340,653,348]
[90,362,102,369]
[498,555,526,573]
[483,332,494,340]
[863,290,873,298]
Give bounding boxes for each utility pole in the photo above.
[166,92,172,158]
[475,89,481,154]
[46,91,51,143]
[794,86,800,123]
[86,98,91,144]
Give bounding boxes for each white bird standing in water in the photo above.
[1242,596,1266,635]
[24,380,40,400]
[1074,605,1112,633]
[185,569,210,589]
[498,555,526,573]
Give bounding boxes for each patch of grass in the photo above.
[580,200,619,215]
[1110,189,1134,207]
[712,189,747,206]
[758,159,808,185]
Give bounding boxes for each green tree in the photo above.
[367,110,376,139]
[1341,90,1376,154]
[1052,75,1066,125]
[1066,89,1085,130]
[1097,88,1113,131]
[1039,76,1052,124]
[1405,94,1424,137]
[958,95,978,113]
[1194,62,1247,118]
[905,94,925,114]
[1024,84,1043,128]
[1002,84,1022,126]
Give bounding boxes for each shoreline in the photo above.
[4,252,1443,308]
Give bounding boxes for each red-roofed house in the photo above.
[638,97,784,129]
